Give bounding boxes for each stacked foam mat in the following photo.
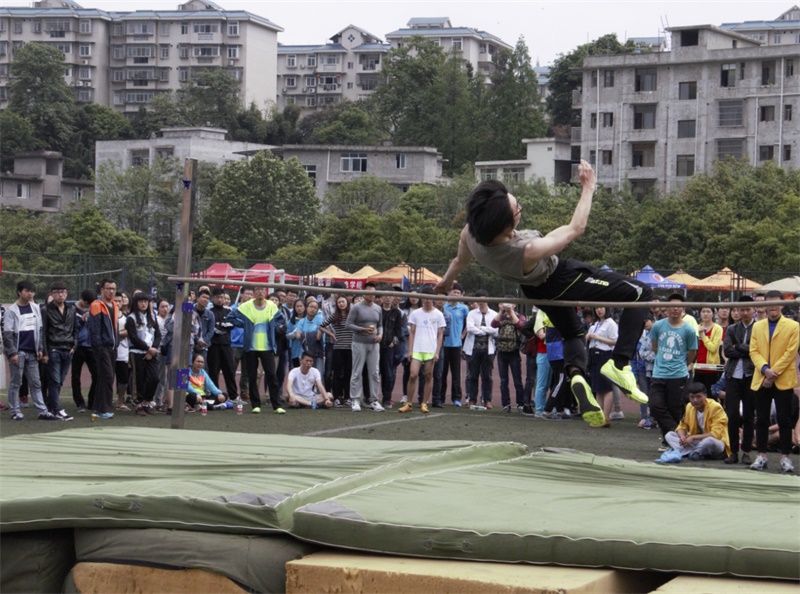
[0,427,798,592]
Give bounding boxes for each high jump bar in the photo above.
[167,277,799,310]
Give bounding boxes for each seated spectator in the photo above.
[659,382,731,463]
[285,352,333,409]
[185,353,229,412]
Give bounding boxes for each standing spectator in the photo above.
[293,299,325,376]
[650,294,698,449]
[398,294,422,405]
[71,289,97,413]
[226,285,285,414]
[722,296,756,464]
[442,283,469,406]
[491,297,526,412]
[207,287,238,400]
[586,307,618,424]
[231,288,253,401]
[748,291,799,473]
[530,309,552,418]
[286,299,307,367]
[636,316,657,428]
[320,296,355,406]
[113,292,131,411]
[463,290,498,408]
[88,279,119,419]
[192,289,214,364]
[0,303,6,408]
[154,298,173,412]
[695,306,723,397]
[378,284,404,408]
[3,280,52,420]
[345,282,384,412]
[753,294,767,322]
[400,286,446,413]
[125,293,161,416]
[42,281,77,421]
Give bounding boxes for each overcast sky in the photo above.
[4,1,786,64]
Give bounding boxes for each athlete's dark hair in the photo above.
[466,179,514,246]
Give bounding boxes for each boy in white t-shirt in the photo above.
[400,287,446,414]
[285,352,333,408]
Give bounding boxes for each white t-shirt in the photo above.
[288,366,321,398]
[588,318,618,352]
[117,314,129,362]
[408,308,446,354]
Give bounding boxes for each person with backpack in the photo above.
[492,297,527,412]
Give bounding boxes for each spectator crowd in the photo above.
[2,278,798,473]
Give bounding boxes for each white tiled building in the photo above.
[475,138,573,186]
[572,24,799,195]
[0,0,281,116]
[720,5,800,46]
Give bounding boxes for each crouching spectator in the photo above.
[186,353,229,412]
[661,382,731,462]
[285,352,333,409]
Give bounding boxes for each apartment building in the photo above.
[720,5,800,46]
[0,151,94,212]
[572,25,799,195]
[385,17,513,80]
[270,144,447,199]
[276,25,389,112]
[0,0,281,116]
[475,138,573,185]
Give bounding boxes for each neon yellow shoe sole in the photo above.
[569,375,606,427]
[600,360,649,404]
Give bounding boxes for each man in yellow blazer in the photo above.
[749,291,800,473]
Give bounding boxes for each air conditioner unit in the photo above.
[82,59,89,65]
[229,59,235,66]
[282,87,287,93]
[82,81,91,86]
[300,64,305,69]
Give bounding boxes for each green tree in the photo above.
[67,104,135,180]
[205,152,320,259]
[130,93,184,138]
[177,69,242,134]
[298,101,383,145]
[483,38,547,160]
[202,238,246,262]
[8,42,76,153]
[94,156,183,253]
[546,34,636,127]
[0,110,38,171]
[323,175,402,217]
[265,104,303,145]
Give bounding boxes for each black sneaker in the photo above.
[56,409,74,421]
[521,404,536,416]
[432,401,444,408]
[38,411,58,421]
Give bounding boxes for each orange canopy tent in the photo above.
[666,270,702,286]
[367,263,442,285]
[687,268,762,292]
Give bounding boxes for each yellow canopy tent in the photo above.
[688,268,762,292]
[314,265,351,279]
[348,265,381,280]
[367,263,442,285]
[666,270,702,286]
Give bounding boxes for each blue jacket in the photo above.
[193,304,215,349]
[226,299,284,353]
[75,304,92,348]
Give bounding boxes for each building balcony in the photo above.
[318,83,341,93]
[358,64,379,72]
[319,64,343,73]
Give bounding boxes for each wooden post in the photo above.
[170,159,198,430]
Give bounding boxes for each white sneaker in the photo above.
[780,457,795,474]
[370,401,385,412]
[351,400,362,412]
[56,409,74,421]
[609,411,625,420]
[400,395,408,404]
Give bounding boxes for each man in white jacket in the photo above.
[462,290,499,408]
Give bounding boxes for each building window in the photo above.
[285,76,296,88]
[0,64,8,77]
[774,34,782,44]
[602,70,615,88]
[759,145,775,162]
[78,90,91,102]
[590,70,597,88]
[306,96,316,107]
[480,168,497,180]
[347,62,353,69]
[452,37,462,51]
[340,152,367,172]
[680,30,699,46]
[179,46,189,59]
[193,23,219,34]
[718,100,744,126]
[634,68,657,91]
[113,92,124,105]
[784,145,792,161]
[228,47,239,59]
[285,96,295,105]
[361,77,378,91]
[79,44,91,57]
[602,112,614,127]
[161,46,169,59]
[307,55,317,67]
[590,112,597,129]
[14,21,23,34]
[156,147,174,159]
[589,150,596,165]
[721,63,738,87]
[601,150,613,165]
[679,81,697,100]
[785,104,793,121]
[786,59,795,77]
[303,165,316,186]
[479,42,487,54]
[347,82,353,89]
[55,43,72,54]
[629,179,656,197]
[127,46,153,58]
[286,55,296,67]
[113,45,125,60]
[16,183,30,199]
[127,22,154,35]
[762,60,776,85]
[159,22,170,36]
[228,21,239,36]
[79,20,91,34]
[193,46,220,57]
[717,138,745,160]
[760,105,775,122]
[633,105,656,129]
[503,167,525,182]
[631,143,656,168]
[181,23,189,35]
[130,150,150,167]
[676,155,695,177]
[33,20,42,33]
[160,69,169,82]
[396,154,406,169]
[677,120,696,138]
[305,76,316,87]
[0,42,6,56]
[79,67,91,80]
[179,69,188,82]
[322,55,338,65]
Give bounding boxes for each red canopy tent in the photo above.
[242,263,302,283]
[192,263,245,289]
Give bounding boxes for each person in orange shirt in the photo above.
[748,291,800,474]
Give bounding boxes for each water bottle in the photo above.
[200,401,207,416]
[470,404,487,411]
[311,394,317,410]
[236,399,243,415]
